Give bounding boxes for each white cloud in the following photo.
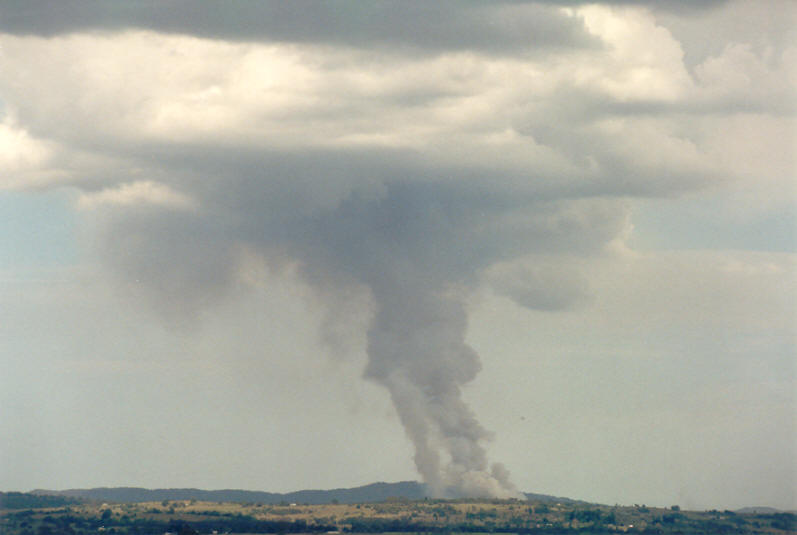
[77,180,197,211]
[485,258,592,311]
[0,121,63,189]
[3,25,782,198]
[574,5,693,101]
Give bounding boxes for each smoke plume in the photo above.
[259,182,619,497]
[96,177,623,498]
[366,288,518,498]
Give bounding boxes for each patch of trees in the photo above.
[766,513,796,532]
[0,492,81,510]
[568,509,603,523]
[2,511,338,535]
[343,516,576,533]
[168,517,338,534]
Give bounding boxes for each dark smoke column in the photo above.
[364,283,520,499]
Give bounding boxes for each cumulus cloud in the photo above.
[5,12,785,198]
[486,260,592,311]
[0,121,62,189]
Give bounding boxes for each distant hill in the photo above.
[32,481,428,504]
[0,491,82,509]
[523,491,586,505]
[31,482,581,505]
[281,481,427,504]
[737,506,782,514]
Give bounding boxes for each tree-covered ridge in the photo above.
[0,492,82,510]
[30,483,585,506]
[30,481,428,505]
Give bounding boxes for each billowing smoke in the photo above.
[96,176,625,498]
[366,289,517,498]
[294,182,524,497]
[272,182,619,498]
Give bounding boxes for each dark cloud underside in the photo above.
[0,0,602,53]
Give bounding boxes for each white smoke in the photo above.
[365,285,520,498]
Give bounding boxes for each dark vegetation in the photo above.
[2,491,795,535]
[0,492,83,509]
[31,481,428,505]
[30,483,583,506]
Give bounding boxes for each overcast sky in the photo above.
[0,0,795,510]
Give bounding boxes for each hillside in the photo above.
[32,482,584,505]
[0,492,82,510]
[32,481,428,505]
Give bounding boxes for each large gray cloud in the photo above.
[0,1,733,57]
[0,1,599,54]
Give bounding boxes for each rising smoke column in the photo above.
[97,177,621,498]
[281,181,524,498]
[365,284,519,498]
[277,180,621,498]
